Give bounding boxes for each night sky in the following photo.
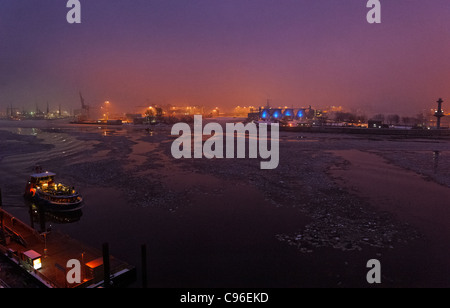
[1,0,450,115]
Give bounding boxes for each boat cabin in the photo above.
[29,172,56,187]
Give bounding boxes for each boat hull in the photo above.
[24,193,84,212]
[36,197,84,212]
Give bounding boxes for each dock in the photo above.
[0,208,135,288]
[281,126,450,137]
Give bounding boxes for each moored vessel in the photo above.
[24,167,83,211]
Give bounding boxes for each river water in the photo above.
[1,120,450,287]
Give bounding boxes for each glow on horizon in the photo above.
[1,0,450,116]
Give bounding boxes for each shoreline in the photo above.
[282,125,450,138]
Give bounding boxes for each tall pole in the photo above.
[435,98,445,129]
[38,203,46,233]
[0,189,4,242]
[0,210,4,243]
[103,242,111,288]
[141,244,148,288]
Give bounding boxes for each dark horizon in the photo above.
[1,0,450,116]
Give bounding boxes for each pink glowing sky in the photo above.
[1,0,450,115]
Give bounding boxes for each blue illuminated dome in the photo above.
[272,110,281,119]
[284,109,293,117]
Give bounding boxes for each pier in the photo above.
[281,126,450,137]
[0,208,135,288]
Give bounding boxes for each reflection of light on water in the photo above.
[8,127,40,136]
[97,126,127,137]
[433,151,440,174]
[27,200,83,233]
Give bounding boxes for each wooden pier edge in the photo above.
[1,208,136,288]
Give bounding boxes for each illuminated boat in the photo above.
[24,169,83,212]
